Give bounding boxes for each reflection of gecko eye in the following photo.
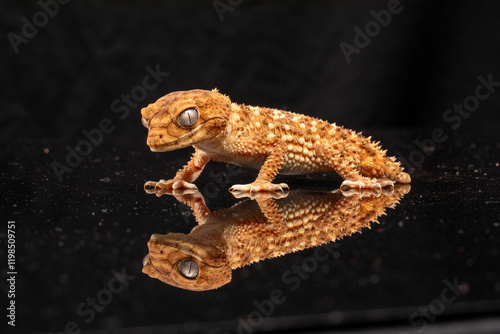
[178,108,198,127]
[178,259,199,279]
[141,117,148,128]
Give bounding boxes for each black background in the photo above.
[2,0,499,142]
[2,1,500,334]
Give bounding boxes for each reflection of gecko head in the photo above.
[142,232,231,291]
[140,89,231,152]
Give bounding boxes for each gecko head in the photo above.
[142,232,232,291]
[141,89,231,152]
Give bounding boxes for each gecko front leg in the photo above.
[229,142,289,194]
[145,149,210,193]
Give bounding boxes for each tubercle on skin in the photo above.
[141,89,410,194]
[142,185,410,291]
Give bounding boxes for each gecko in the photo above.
[140,89,411,193]
[142,185,410,291]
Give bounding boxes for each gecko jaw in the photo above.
[148,117,226,152]
[148,123,204,152]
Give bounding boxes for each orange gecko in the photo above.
[142,186,410,291]
[140,89,410,193]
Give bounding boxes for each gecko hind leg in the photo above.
[315,145,389,193]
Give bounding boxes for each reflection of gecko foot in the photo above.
[341,187,384,197]
[340,178,394,191]
[144,180,197,197]
[340,180,381,197]
[172,189,204,204]
[229,181,289,196]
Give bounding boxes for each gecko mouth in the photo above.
[148,123,204,152]
[148,117,224,152]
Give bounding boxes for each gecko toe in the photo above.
[144,181,157,193]
[229,184,247,193]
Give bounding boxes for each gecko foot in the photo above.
[340,179,380,191]
[375,178,396,188]
[232,190,290,200]
[229,181,289,195]
[340,178,395,197]
[144,179,198,196]
[341,188,378,197]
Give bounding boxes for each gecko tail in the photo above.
[389,162,411,184]
[382,158,411,184]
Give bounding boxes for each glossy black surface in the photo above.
[2,127,499,333]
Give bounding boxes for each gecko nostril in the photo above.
[159,134,163,139]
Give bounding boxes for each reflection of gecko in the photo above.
[141,89,411,193]
[142,185,410,291]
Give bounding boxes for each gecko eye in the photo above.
[141,116,148,128]
[142,254,149,267]
[178,259,199,279]
[178,108,198,127]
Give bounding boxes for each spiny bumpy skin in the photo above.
[141,89,411,192]
[142,186,410,291]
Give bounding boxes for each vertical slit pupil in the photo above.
[180,259,198,279]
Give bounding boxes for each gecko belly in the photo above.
[208,150,331,175]
[279,155,332,175]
